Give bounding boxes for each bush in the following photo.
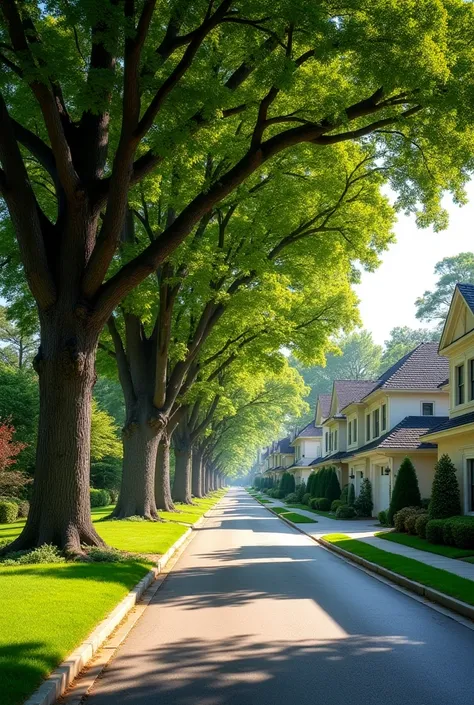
[406,510,426,535]
[325,469,341,503]
[90,488,111,508]
[90,457,122,494]
[388,457,421,524]
[340,484,349,504]
[426,519,447,545]
[17,500,29,518]
[306,473,315,497]
[378,509,388,526]
[285,492,299,504]
[336,504,357,519]
[273,489,285,499]
[393,506,420,533]
[451,517,474,549]
[302,492,311,506]
[354,478,373,517]
[0,500,18,524]
[421,497,431,510]
[348,483,355,507]
[310,497,331,511]
[331,499,344,512]
[1,543,65,565]
[279,472,296,497]
[296,481,306,503]
[415,513,430,538]
[429,454,461,519]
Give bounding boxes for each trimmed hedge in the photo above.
[336,504,357,519]
[426,519,446,545]
[0,500,18,524]
[302,492,311,505]
[429,454,461,520]
[354,477,373,517]
[415,513,430,538]
[310,497,331,511]
[425,516,474,549]
[406,511,427,535]
[393,506,420,533]
[90,488,111,508]
[388,456,421,524]
[378,509,388,526]
[331,499,344,513]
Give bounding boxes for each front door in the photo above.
[378,467,390,512]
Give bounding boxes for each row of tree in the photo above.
[2,0,474,552]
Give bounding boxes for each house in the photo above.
[422,283,474,515]
[287,421,323,484]
[262,436,295,482]
[309,343,449,515]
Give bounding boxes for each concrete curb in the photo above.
[252,495,474,623]
[23,511,211,705]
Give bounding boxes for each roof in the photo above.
[318,394,332,419]
[333,379,378,415]
[293,422,322,440]
[288,457,317,468]
[422,411,474,436]
[310,451,349,466]
[271,436,293,454]
[367,343,448,393]
[351,415,446,454]
[457,283,474,314]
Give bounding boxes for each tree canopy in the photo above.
[415,252,474,327]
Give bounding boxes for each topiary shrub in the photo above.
[336,504,357,519]
[310,497,331,511]
[331,499,344,513]
[90,488,111,508]
[378,509,388,526]
[285,492,299,504]
[393,506,420,533]
[451,517,474,549]
[388,457,421,524]
[302,492,311,505]
[426,519,447,545]
[415,513,430,538]
[406,510,426,535]
[348,483,355,507]
[296,481,306,503]
[273,489,285,499]
[280,472,296,497]
[429,454,461,520]
[354,478,373,517]
[0,500,18,524]
[340,484,349,504]
[325,469,341,503]
[306,473,315,497]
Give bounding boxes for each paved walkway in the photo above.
[261,494,474,582]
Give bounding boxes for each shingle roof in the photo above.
[350,415,446,454]
[334,380,378,414]
[457,283,474,314]
[422,411,474,436]
[288,457,317,468]
[318,394,332,419]
[310,451,349,466]
[294,421,322,440]
[276,436,294,454]
[368,342,448,393]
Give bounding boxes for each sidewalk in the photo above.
[255,493,474,583]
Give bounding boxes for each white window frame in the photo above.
[421,401,435,416]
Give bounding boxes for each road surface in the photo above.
[86,488,474,705]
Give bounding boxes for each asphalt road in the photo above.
[86,488,474,705]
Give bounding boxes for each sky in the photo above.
[354,181,474,345]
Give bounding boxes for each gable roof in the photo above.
[439,283,474,351]
[288,456,318,468]
[275,436,294,454]
[367,342,447,393]
[311,450,348,466]
[293,421,322,441]
[422,410,474,437]
[332,379,378,417]
[317,394,332,420]
[350,415,446,454]
[457,283,474,314]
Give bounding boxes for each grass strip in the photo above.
[285,503,339,520]
[271,506,317,523]
[323,533,474,606]
[376,531,474,560]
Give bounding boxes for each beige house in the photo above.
[287,422,323,484]
[310,343,449,515]
[261,436,294,483]
[423,284,474,515]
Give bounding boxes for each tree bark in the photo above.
[192,448,203,499]
[2,316,104,555]
[172,448,192,504]
[155,433,175,511]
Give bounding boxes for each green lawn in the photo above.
[0,489,226,705]
[285,503,339,520]
[323,533,474,606]
[376,531,474,560]
[271,507,317,523]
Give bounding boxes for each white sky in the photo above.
[354,182,474,345]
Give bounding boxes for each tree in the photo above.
[2,0,474,551]
[0,362,38,472]
[388,457,421,524]
[0,419,27,497]
[90,401,122,462]
[429,454,461,519]
[354,477,373,517]
[416,253,474,326]
[379,327,439,373]
[348,484,355,507]
[0,306,37,369]
[293,331,382,421]
[325,469,341,503]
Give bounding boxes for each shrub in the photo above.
[285,492,299,504]
[87,546,128,562]
[406,510,426,535]
[340,484,349,504]
[429,454,461,519]
[426,519,447,545]
[451,517,474,549]
[325,469,341,503]
[354,478,373,517]
[421,497,431,510]
[1,543,65,565]
[310,497,331,511]
[378,509,388,526]
[393,506,420,533]
[280,472,296,497]
[90,488,111,508]
[388,457,421,524]
[306,473,315,497]
[415,513,430,538]
[296,481,306,503]
[331,499,344,512]
[17,500,29,518]
[443,517,457,546]
[348,483,355,507]
[0,500,18,523]
[90,457,122,494]
[302,492,311,506]
[273,489,285,499]
[336,504,357,519]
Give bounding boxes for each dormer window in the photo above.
[348,422,352,445]
[422,402,434,416]
[456,364,465,405]
[382,404,387,431]
[334,430,338,450]
[366,415,370,442]
[373,408,380,438]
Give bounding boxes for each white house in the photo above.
[287,422,323,484]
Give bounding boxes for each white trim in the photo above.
[420,400,435,416]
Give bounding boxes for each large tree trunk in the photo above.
[203,464,210,495]
[192,448,203,499]
[172,448,192,504]
[113,416,160,520]
[2,316,104,555]
[155,433,175,512]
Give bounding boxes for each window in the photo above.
[366,415,370,441]
[373,408,380,438]
[382,404,387,431]
[349,421,352,445]
[470,359,474,401]
[422,402,434,416]
[353,418,358,443]
[325,433,328,453]
[456,364,465,405]
[334,430,338,450]
[468,459,474,512]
